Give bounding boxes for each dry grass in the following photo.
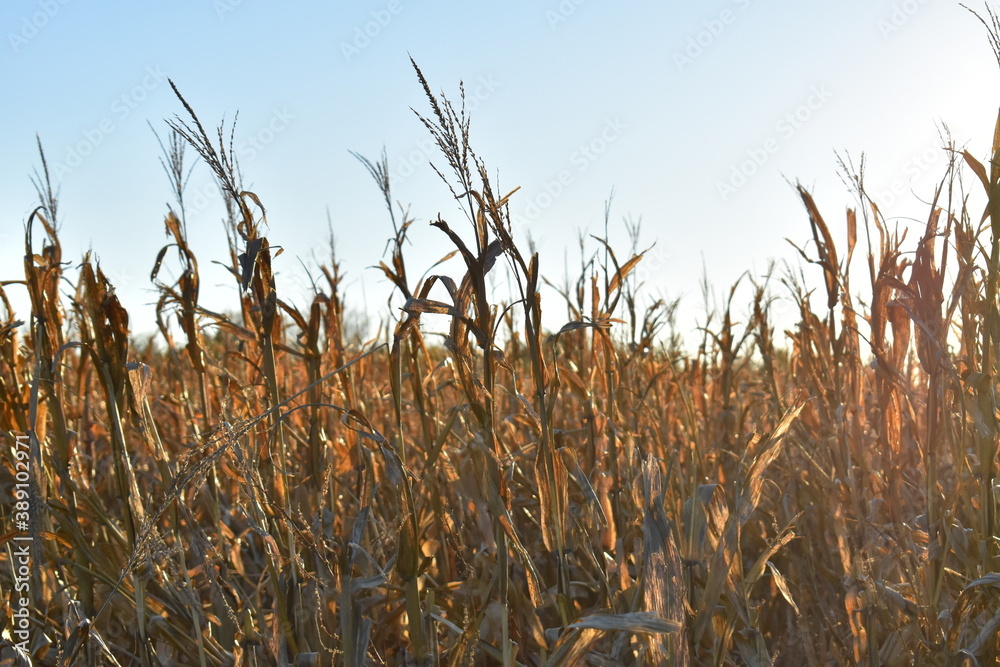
[4,34,1000,666]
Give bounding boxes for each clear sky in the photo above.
[2,1,998,342]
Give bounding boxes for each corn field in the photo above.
[4,29,1000,667]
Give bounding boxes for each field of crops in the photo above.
[4,40,1000,667]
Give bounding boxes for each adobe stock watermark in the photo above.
[391,75,501,183]
[214,0,248,20]
[237,107,294,162]
[520,117,627,221]
[878,0,929,38]
[546,0,587,30]
[8,434,34,654]
[51,66,167,180]
[105,266,135,291]
[8,0,72,53]
[716,85,833,202]
[341,0,405,62]
[674,0,752,71]
[184,107,295,216]
[627,241,673,293]
[873,143,942,208]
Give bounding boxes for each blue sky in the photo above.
[1,1,997,341]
